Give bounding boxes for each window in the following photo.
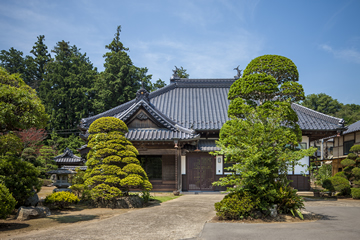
[138,156,162,180]
[344,140,355,155]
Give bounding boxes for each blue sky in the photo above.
[1,0,359,104]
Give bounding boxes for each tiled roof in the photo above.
[343,120,360,134]
[183,140,221,152]
[61,166,87,171]
[80,78,345,135]
[291,103,344,131]
[127,128,199,141]
[54,148,83,164]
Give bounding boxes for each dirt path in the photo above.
[6,194,224,240]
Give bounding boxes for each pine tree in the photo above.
[40,41,97,131]
[93,26,151,114]
[30,35,51,91]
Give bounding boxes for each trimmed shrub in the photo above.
[330,176,351,195]
[334,171,347,179]
[0,155,42,207]
[215,191,260,220]
[350,145,360,154]
[347,153,357,160]
[351,188,360,199]
[85,117,152,203]
[44,191,79,209]
[89,117,128,134]
[322,178,334,192]
[352,167,360,178]
[0,183,17,219]
[341,159,356,167]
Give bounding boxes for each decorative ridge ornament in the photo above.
[136,87,150,103]
[233,65,242,79]
[170,66,180,82]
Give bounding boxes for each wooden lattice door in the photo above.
[187,153,215,190]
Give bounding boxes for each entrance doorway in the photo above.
[187,153,215,190]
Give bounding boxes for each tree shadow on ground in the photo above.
[0,223,29,232]
[48,214,98,223]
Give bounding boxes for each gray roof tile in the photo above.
[80,78,345,137]
[343,120,360,134]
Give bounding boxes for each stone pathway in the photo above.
[11,194,224,240]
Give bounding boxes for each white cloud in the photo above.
[130,30,264,82]
[320,44,360,64]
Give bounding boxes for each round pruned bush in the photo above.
[214,191,260,220]
[351,188,360,199]
[0,183,17,219]
[44,191,79,209]
[88,117,128,134]
[330,176,351,196]
[347,153,357,160]
[322,178,335,192]
[334,171,347,179]
[341,158,356,167]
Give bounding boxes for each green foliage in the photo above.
[351,188,360,199]
[325,176,351,195]
[350,145,360,155]
[214,54,312,219]
[0,133,23,156]
[0,183,17,219]
[322,179,334,192]
[0,155,41,207]
[0,67,48,133]
[334,171,347,179]
[176,66,190,78]
[347,153,357,160]
[85,117,152,202]
[301,93,341,115]
[36,146,57,178]
[352,167,360,178]
[276,185,304,215]
[141,191,151,203]
[300,94,360,125]
[313,164,332,186]
[89,117,128,134]
[341,158,356,167]
[39,41,97,131]
[242,54,299,84]
[92,26,150,114]
[152,79,167,91]
[29,35,51,91]
[45,131,84,156]
[44,191,79,209]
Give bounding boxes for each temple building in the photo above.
[78,70,346,191]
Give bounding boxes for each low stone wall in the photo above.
[92,195,144,209]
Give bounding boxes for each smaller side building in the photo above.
[53,148,86,170]
[332,120,360,175]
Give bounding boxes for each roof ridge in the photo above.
[291,103,343,124]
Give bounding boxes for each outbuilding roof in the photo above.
[343,120,360,135]
[80,77,345,140]
[54,148,84,164]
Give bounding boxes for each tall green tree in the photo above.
[40,41,97,131]
[335,104,360,125]
[93,26,151,114]
[30,35,51,91]
[301,93,342,115]
[214,55,315,219]
[0,67,48,133]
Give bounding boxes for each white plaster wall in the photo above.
[294,136,310,174]
[181,156,186,175]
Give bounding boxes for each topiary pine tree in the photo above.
[85,117,152,203]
